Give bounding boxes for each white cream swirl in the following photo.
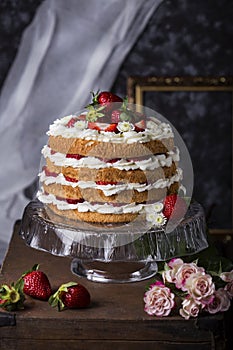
[47,115,174,143]
[39,168,183,196]
[38,190,161,214]
[42,145,179,171]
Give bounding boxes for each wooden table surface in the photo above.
[0,221,231,350]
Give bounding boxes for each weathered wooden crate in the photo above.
[0,222,230,350]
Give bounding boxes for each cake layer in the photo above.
[48,135,174,158]
[46,203,139,224]
[42,145,179,172]
[42,183,179,204]
[45,158,178,184]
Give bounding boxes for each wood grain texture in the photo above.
[0,222,227,349]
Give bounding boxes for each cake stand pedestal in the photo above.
[20,200,208,283]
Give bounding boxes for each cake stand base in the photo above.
[71,259,158,283]
[20,200,208,284]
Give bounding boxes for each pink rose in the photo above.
[224,281,233,298]
[144,283,175,317]
[162,258,184,284]
[168,258,184,269]
[179,297,203,320]
[205,288,231,314]
[220,270,233,282]
[184,272,215,305]
[162,269,175,284]
[174,263,205,291]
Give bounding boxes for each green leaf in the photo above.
[164,262,170,271]
[21,264,39,278]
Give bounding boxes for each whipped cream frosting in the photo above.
[39,168,183,196]
[37,190,164,214]
[47,115,174,144]
[42,145,179,171]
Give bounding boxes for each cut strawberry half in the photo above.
[96,181,118,185]
[134,119,146,132]
[163,194,187,221]
[129,155,150,162]
[88,122,118,132]
[87,122,101,131]
[111,110,121,123]
[90,201,125,207]
[104,123,118,132]
[77,114,86,120]
[64,175,79,183]
[43,167,58,177]
[66,154,84,160]
[66,198,84,205]
[100,158,120,163]
[66,117,78,128]
[55,196,84,204]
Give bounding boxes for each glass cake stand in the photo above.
[20,200,208,283]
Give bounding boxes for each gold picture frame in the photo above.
[127,76,233,104]
[127,76,233,239]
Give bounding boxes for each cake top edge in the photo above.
[47,113,174,144]
[46,91,175,143]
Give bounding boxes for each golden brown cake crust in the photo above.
[46,203,139,223]
[42,183,177,204]
[45,158,177,183]
[48,135,174,158]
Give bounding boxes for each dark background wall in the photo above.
[0,0,232,229]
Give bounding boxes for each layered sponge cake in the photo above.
[37,94,183,226]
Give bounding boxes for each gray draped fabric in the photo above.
[0,0,162,254]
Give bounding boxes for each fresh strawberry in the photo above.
[111,97,133,123]
[88,122,101,131]
[88,121,118,132]
[96,91,123,105]
[134,119,146,132]
[104,123,118,132]
[49,282,90,311]
[77,114,87,120]
[163,194,187,221]
[21,264,52,301]
[66,198,84,204]
[87,91,123,116]
[66,154,84,160]
[43,166,58,177]
[111,110,121,123]
[96,180,117,185]
[100,158,120,163]
[67,117,77,128]
[64,175,79,183]
[0,282,25,311]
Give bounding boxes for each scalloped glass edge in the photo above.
[19,199,208,262]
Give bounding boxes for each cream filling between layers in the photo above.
[37,190,163,214]
[39,168,183,196]
[42,145,180,171]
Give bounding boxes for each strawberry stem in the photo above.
[49,282,78,311]
[0,283,25,311]
[86,105,105,122]
[21,263,40,278]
